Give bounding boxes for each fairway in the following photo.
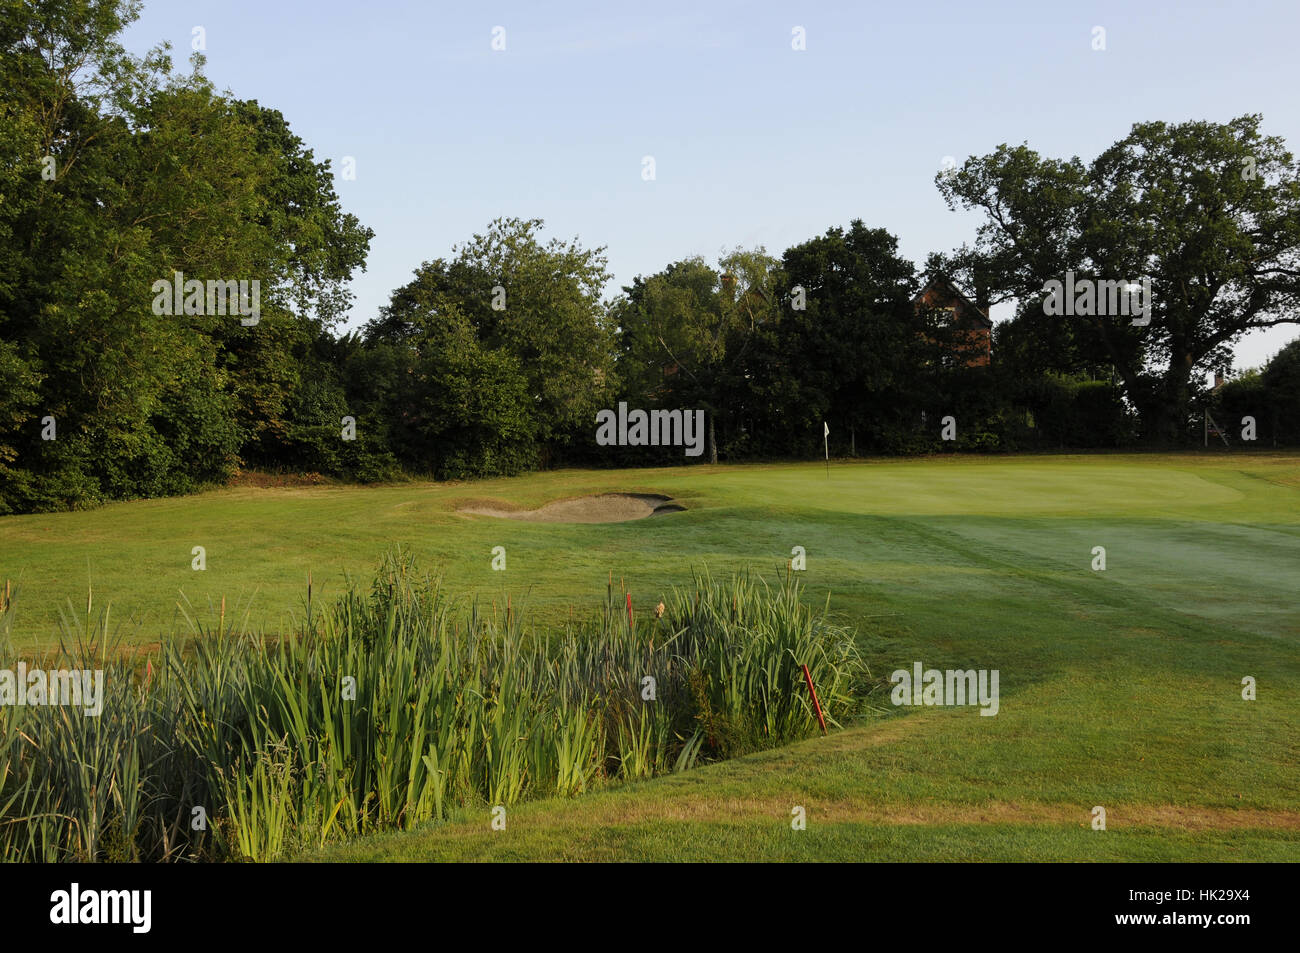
[3,453,1298,862]
[1,453,1296,650]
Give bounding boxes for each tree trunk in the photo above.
[1096,314,1197,447]
[708,413,718,464]
[1153,353,1197,446]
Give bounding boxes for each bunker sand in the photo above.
[456,492,685,523]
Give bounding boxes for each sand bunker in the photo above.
[457,493,685,524]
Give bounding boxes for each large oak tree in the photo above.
[937,116,1300,442]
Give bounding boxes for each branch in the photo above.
[656,335,701,385]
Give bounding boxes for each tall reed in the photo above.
[0,552,867,862]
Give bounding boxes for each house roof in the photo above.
[911,274,993,329]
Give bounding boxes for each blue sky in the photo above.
[123,0,1300,373]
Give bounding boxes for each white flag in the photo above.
[823,422,829,437]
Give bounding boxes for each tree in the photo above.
[369,218,614,462]
[1262,337,1300,444]
[0,1,373,510]
[220,99,374,466]
[364,268,543,478]
[938,116,1300,443]
[611,249,781,463]
[773,222,919,454]
[0,0,206,508]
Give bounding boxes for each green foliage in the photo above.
[769,222,920,455]
[1261,338,1300,445]
[1213,370,1268,444]
[360,218,611,476]
[0,1,371,512]
[609,248,783,463]
[998,373,1135,450]
[938,116,1300,443]
[0,552,867,861]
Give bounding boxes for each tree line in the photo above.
[3,1,1299,514]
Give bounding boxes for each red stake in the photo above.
[801,664,827,735]
[626,592,633,628]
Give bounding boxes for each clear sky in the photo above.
[122,0,1300,375]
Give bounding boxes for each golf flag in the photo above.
[823,422,829,476]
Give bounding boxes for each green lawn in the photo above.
[3,452,1298,861]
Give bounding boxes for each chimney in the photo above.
[1214,368,1225,389]
[720,271,737,300]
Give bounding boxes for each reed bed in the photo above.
[1,550,867,861]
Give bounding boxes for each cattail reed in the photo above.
[0,548,866,863]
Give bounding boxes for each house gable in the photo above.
[912,275,993,366]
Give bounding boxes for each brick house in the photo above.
[912,275,993,367]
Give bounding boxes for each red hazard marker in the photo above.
[802,664,827,735]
